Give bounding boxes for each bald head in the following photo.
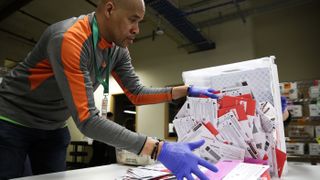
[98,0,145,12]
[95,0,145,47]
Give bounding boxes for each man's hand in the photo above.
[158,140,218,180]
[187,86,218,99]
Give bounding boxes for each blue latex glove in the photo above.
[281,96,287,113]
[187,86,219,99]
[158,140,218,180]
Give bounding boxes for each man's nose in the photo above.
[131,24,140,35]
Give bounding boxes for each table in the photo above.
[12,162,320,180]
[12,164,129,180]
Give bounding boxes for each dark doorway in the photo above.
[113,94,136,131]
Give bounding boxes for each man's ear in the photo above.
[104,1,115,18]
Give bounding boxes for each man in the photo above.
[0,0,218,179]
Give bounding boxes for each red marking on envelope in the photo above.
[204,121,219,136]
[237,94,256,116]
[260,170,271,180]
[218,105,247,121]
[219,96,237,108]
[276,148,287,177]
[238,94,253,99]
[241,98,256,116]
[219,95,256,116]
[263,154,269,160]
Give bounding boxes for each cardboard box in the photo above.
[287,105,303,117]
[309,86,319,99]
[309,143,320,155]
[280,82,298,100]
[116,149,153,165]
[286,143,305,155]
[309,104,320,117]
[288,125,314,138]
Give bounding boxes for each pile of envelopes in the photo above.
[178,57,287,178]
[119,160,271,180]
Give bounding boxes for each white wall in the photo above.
[130,19,255,86]
[252,1,320,81]
[136,104,165,138]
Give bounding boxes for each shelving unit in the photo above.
[281,80,320,165]
[67,141,91,169]
[287,155,320,165]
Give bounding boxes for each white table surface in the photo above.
[12,162,320,180]
[12,164,129,180]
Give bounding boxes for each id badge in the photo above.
[101,94,108,118]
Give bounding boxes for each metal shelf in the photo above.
[287,155,320,165]
[286,138,317,143]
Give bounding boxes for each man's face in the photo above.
[107,0,145,47]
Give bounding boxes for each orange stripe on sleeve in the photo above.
[112,71,172,105]
[61,16,91,122]
[28,59,54,90]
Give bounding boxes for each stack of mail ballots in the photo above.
[116,163,174,180]
[118,160,270,180]
[174,56,286,178]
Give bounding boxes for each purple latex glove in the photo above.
[158,140,218,180]
[281,96,287,113]
[187,86,219,99]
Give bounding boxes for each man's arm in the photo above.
[172,85,188,100]
[173,85,219,99]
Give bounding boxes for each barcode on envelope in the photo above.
[205,146,221,161]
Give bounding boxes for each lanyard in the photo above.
[92,15,111,95]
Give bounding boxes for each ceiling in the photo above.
[0,0,315,71]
